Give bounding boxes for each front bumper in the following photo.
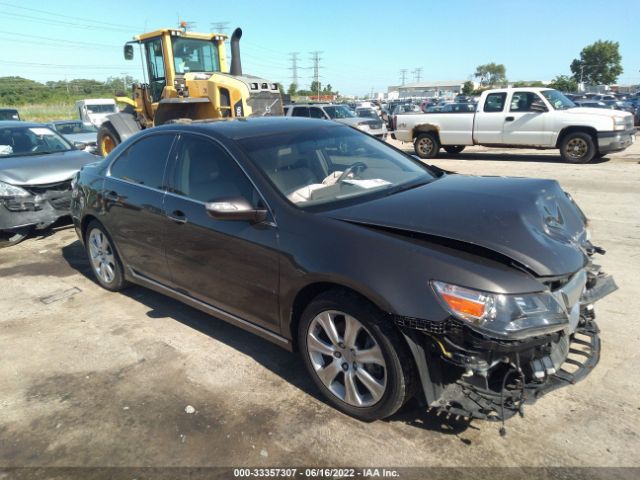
[398,270,616,422]
[598,129,635,154]
[0,187,72,231]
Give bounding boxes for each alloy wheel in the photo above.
[88,228,116,284]
[307,310,387,407]
[416,136,434,156]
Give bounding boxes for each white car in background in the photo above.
[283,104,387,139]
[75,99,117,128]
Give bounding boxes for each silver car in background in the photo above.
[49,120,99,155]
[283,104,387,139]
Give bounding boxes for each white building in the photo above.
[389,80,474,99]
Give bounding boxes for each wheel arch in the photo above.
[288,281,396,353]
[412,123,441,142]
[555,126,598,148]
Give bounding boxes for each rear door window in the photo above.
[292,107,309,117]
[110,134,175,189]
[484,93,507,112]
[309,107,325,119]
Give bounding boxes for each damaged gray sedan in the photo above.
[0,122,96,246]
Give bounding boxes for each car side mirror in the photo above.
[124,44,134,60]
[530,101,547,112]
[205,197,268,223]
[74,142,87,150]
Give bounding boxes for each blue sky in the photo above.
[1,0,638,96]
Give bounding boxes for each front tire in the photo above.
[414,132,440,159]
[85,220,127,291]
[298,290,415,421]
[443,145,465,155]
[97,122,121,157]
[560,132,596,164]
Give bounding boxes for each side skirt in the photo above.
[128,267,292,351]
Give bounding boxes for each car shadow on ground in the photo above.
[400,148,611,164]
[61,238,474,436]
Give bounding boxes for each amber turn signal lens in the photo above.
[440,292,486,318]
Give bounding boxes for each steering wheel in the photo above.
[337,162,368,184]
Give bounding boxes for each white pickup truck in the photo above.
[393,88,635,163]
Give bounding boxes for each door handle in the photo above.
[505,116,515,122]
[104,190,120,202]
[167,210,188,224]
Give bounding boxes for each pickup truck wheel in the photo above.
[443,145,465,155]
[414,132,440,159]
[299,290,416,421]
[560,132,596,164]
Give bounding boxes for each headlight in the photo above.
[432,281,568,340]
[613,117,626,131]
[357,123,370,131]
[0,181,30,198]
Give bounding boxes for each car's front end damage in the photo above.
[398,258,616,425]
[327,173,618,425]
[0,179,74,232]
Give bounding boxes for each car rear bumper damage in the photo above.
[0,181,72,231]
[398,269,616,423]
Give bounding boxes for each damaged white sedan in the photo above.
[0,122,96,246]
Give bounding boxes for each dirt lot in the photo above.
[1,139,639,474]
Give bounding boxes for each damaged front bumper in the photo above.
[398,270,616,422]
[0,180,73,231]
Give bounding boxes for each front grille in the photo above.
[394,315,450,334]
[367,120,383,129]
[247,91,284,117]
[24,180,72,196]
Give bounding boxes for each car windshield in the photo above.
[0,126,73,157]
[323,106,356,119]
[541,89,576,110]
[0,109,19,121]
[86,104,116,114]
[173,38,220,74]
[239,125,434,209]
[54,122,97,134]
[356,108,377,118]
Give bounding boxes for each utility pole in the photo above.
[289,52,300,87]
[310,51,323,99]
[413,67,423,83]
[400,69,408,85]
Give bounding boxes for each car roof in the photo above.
[0,121,43,128]
[153,117,343,140]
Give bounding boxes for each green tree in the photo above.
[287,83,298,96]
[548,75,578,92]
[309,80,321,95]
[462,80,474,96]
[570,40,623,85]
[474,63,507,87]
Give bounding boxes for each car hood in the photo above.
[62,132,98,144]
[567,107,631,119]
[324,175,589,277]
[0,149,97,186]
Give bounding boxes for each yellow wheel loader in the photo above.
[98,26,283,155]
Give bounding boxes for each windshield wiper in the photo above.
[384,179,432,196]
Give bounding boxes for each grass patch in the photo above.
[4,103,77,123]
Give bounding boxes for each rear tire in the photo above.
[559,132,596,164]
[414,132,440,159]
[443,145,465,155]
[97,122,121,157]
[298,289,416,421]
[84,220,127,291]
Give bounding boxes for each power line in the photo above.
[210,22,229,34]
[0,11,134,33]
[289,52,300,86]
[0,1,138,30]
